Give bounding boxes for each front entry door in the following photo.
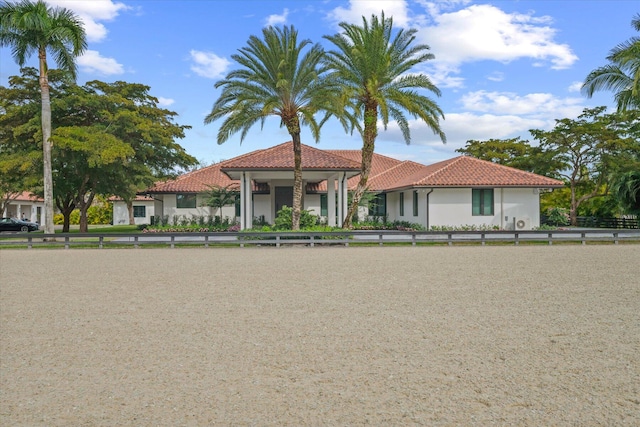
[275,186,293,214]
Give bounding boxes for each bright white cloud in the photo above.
[77,50,124,75]
[47,0,129,42]
[157,97,175,107]
[265,8,289,26]
[189,50,231,79]
[568,81,583,92]
[423,4,578,70]
[460,90,584,117]
[328,0,411,27]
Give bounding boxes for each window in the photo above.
[369,193,386,216]
[399,192,404,216]
[413,191,419,216]
[133,205,146,218]
[472,189,494,216]
[176,193,196,209]
[235,194,241,217]
[320,194,328,216]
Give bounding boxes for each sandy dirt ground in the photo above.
[1,245,639,426]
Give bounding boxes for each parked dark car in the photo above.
[0,217,39,232]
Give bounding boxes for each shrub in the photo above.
[273,206,318,230]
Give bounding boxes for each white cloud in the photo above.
[568,81,583,92]
[189,50,231,79]
[47,0,129,42]
[486,72,504,82]
[265,8,289,26]
[77,50,124,75]
[157,97,174,107]
[328,0,411,27]
[423,4,578,70]
[460,90,584,118]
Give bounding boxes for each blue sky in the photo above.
[1,0,638,166]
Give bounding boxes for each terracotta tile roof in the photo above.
[143,144,563,195]
[387,156,564,190]
[6,192,43,202]
[220,141,361,171]
[145,163,238,194]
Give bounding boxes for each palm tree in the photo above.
[582,13,640,112]
[324,13,446,228]
[0,0,87,235]
[205,25,337,230]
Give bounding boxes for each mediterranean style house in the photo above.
[113,141,564,230]
[1,192,45,223]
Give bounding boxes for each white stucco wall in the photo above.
[427,188,540,229]
[112,201,155,225]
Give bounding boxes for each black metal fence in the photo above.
[542,215,639,229]
[2,229,639,249]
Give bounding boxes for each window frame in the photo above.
[413,190,419,216]
[369,193,387,217]
[133,205,146,218]
[399,192,404,216]
[472,188,494,216]
[176,193,197,209]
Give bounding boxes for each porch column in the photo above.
[337,172,348,227]
[341,173,348,226]
[243,172,253,230]
[239,173,246,230]
[327,175,336,227]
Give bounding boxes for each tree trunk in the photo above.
[569,182,578,226]
[127,201,135,225]
[284,116,303,231]
[343,102,378,229]
[39,49,55,236]
[77,192,95,233]
[56,196,75,233]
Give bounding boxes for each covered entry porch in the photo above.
[219,142,361,230]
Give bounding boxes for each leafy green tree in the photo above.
[1,68,196,231]
[582,13,640,111]
[205,25,338,230]
[0,0,87,234]
[202,184,239,222]
[530,107,633,225]
[323,13,446,228]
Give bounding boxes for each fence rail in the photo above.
[2,229,640,249]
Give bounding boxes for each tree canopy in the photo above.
[0,67,197,231]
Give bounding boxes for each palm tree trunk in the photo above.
[343,103,378,228]
[39,49,55,236]
[284,116,303,231]
[291,133,303,231]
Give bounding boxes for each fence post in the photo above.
[134,235,139,249]
[276,235,280,248]
[614,232,619,245]
[379,233,383,246]
[310,235,314,247]
[99,236,103,249]
[204,235,209,248]
[481,233,485,246]
[170,235,174,249]
[412,233,416,247]
[65,236,69,249]
[548,232,553,245]
[515,232,519,246]
[27,236,32,249]
[581,232,586,245]
[447,233,452,246]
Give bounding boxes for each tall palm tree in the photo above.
[205,25,337,230]
[582,13,640,112]
[324,13,446,228]
[0,0,86,235]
